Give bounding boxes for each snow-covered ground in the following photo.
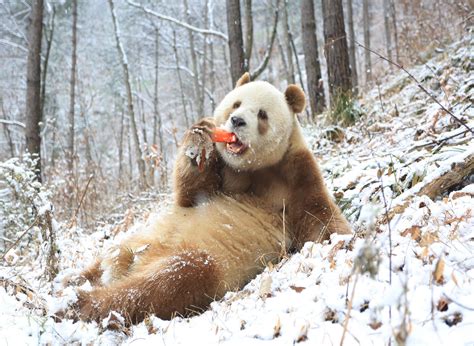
[1,35,473,345]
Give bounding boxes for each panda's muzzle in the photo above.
[231,116,246,128]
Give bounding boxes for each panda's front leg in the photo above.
[173,117,223,207]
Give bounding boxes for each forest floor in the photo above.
[1,35,473,345]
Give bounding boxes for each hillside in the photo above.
[1,34,473,345]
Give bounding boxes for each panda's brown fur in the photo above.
[73,73,351,324]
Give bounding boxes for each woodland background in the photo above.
[1,0,470,229]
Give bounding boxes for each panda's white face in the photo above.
[213,81,295,171]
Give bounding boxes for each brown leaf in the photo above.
[400,225,421,241]
[327,240,345,269]
[369,321,382,330]
[444,312,462,327]
[273,317,281,338]
[420,231,439,247]
[433,257,445,285]
[437,297,450,312]
[290,285,305,293]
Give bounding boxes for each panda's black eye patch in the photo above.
[257,109,268,120]
[232,101,241,109]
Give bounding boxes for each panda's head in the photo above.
[214,73,306,171]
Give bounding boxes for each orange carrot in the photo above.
[211,128,237,143]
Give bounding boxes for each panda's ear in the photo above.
[235,72,251,88]
[284,84,306,113]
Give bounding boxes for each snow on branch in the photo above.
[127,0,228,41]
[0,118,26,128]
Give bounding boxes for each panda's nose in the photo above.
[231,116,246,128]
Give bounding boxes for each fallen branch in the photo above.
[387,152,474,221]
[353,40,474,135]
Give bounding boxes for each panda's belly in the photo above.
[221,165,289,212]
[251,178,289,212]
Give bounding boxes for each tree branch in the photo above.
[250,0,281,80]
[127,0,228,41]
[0,118,26,128]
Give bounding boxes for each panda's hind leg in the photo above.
[76,248,223,324]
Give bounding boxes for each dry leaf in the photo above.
[451,271,459,287]
[444,312,462,327]
[290,285,305,293]
[420,231,439,247]
[400,225,421,241]
[437,297,449,312]
[369,321,382,330]
[327,240,345,270]
[259,275,272,299]
[433,257,445,285]
[273,317,281,338]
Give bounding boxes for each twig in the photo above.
[1,217,39,262]
[340,273,359,346]
[353,40,474,135]
[408,129,470,152]
[71,174,94,222]
[443,294,474,311]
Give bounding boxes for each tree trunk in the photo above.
[108,0,147,188]
[118,106,125,188]
[346,0,358,94]
[282,0,294,84]
[383,0,393,70]
[25,0,44,182]
[183,0,203,119]
[153,28,166,188]
[243,0,253,70]
[389,0,399,62]
[1,101,15,158]
[41,6,55,119]
[362,0,372,83]
[172,30,190,128]
[321,0,352,102]
[226,0,246,86]
[301,0,325,116]
[67,0,78,205]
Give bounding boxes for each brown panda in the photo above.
[73,73,351,324]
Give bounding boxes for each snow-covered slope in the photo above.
[1,35,473,345]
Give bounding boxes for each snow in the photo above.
[1,36,473,345]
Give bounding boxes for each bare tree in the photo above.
[108,0,147,188]
[183,0,203,118]
[67,0,78,204]
[153,27,166,187]
[282,0,294,84]
[389,0,399,62]
[362,0,372,83]
[383,0,393,66]
[172,30,190,128]
[321,0,352,101]
[25,0,44,181]
[346,0,358,94]
[226,0,246,86]
[243,0,253,70]
[301,0,325,116]
[41,5,56,118]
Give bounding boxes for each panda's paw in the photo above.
[183,122,217,172]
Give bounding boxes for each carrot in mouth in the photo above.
[211,128,237,143]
